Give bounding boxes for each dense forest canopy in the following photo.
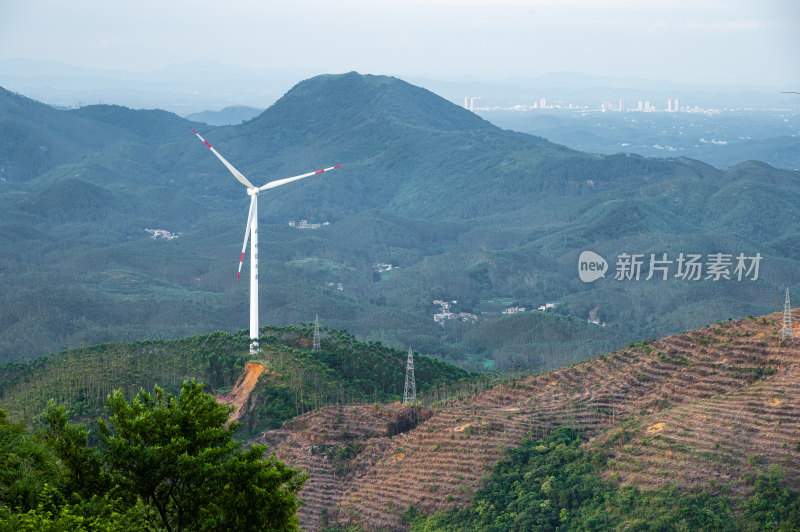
[0,325,473,437]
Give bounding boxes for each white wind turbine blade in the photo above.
[237,196,256,280]
[191,128,256,189]
[258,165,342,192]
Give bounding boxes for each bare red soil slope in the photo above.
[217,362,270,421]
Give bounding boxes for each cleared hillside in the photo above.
[252,310,800,531]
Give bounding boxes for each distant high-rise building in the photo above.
[619,98,624,112]
[674,98,679,112]
[667,99,672,112]
[464,96,482,111]
[540,97,547,109]
[637,101,643,111]
[645,101,651,112]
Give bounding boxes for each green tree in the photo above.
[40,404,110,501]
[46,380,306,532]
[0,484,147,532]
[0,409,62,511]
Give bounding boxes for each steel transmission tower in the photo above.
[312,314,321,350]
[782,288,794,341]
[403,347,417,405]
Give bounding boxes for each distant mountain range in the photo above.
[3,58,798,113]
[185,105,265,126]
[479,108,800,171]
[0,72,798,368]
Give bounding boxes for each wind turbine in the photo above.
[191,128,340,353]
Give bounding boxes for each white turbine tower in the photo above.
[192,128,340,353]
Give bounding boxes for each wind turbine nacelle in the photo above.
[247,187,259,196]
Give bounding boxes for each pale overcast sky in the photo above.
[0,0,798,87]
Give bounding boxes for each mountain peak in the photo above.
[250,72,496,134]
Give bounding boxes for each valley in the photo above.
[1,70,798,530]
[1,73,798,373]
[3,2,798,529]
[478,107,800,172]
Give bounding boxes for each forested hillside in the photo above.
[0,73,798,371]
[0,325,471,437]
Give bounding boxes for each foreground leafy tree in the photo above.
[0,409,62,511]
[0,486,147,532]
[0,409,145,531]
[44,380,306,532]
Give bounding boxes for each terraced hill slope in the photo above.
[252,310,800,531]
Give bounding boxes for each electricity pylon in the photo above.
[313,314,321,350]
[403,347,417,405]
[782,288,794,342]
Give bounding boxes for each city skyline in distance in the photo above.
[2,58,799,117]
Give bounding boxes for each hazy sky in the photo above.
[1,0,798,87]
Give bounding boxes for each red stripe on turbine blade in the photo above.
[333,165,342,168]
[237,252,246,280]
[190,128,212,148]
[315,169,324,174]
